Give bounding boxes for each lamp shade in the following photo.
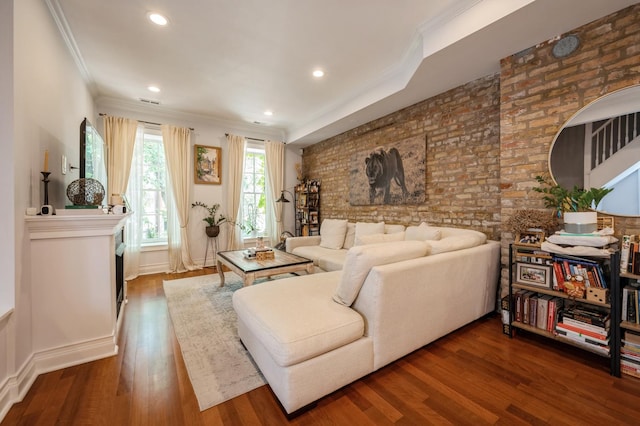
[276,191,290,203]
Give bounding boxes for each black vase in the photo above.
[206,225,220,238]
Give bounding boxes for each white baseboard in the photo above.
[0,337,117,422]
[138,261,170,275]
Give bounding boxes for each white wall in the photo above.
[98,99,300,273]
[1,0,96,419]
[0,0,15,416]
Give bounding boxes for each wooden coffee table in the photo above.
[216,249,314,287]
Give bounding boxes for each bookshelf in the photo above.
[620,270,640,378]
[507,243,621,376]
[294,180,320,237]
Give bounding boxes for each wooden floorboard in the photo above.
[3,269,640,425]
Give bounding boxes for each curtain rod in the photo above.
[225,133,265,142]
[98,113,194,131]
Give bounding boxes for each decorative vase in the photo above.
[563,211,597,234]
[206,225,220,238]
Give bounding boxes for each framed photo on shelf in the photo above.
[516,263,552,288]
[194,145,222,185]
[515,230,545,247]
[309,211,318,224]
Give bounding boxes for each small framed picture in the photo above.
[516,263,552,288]
[515,230,545,247]
[194,145,222,185]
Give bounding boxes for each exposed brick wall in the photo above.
[303,74,502,240]
[500,4,640,291]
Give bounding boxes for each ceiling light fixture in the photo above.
[264,110,273,116]
[147,85,161,93]
[149,13,168,26]
[312,69,324,78]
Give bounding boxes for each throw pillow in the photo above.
[333,240,429,306]
[354,222,385,246]
[384,224,406,234]
[405,222,442,241]
[342,223,356,249]
[357,232,405,245]
[319,219,348,249]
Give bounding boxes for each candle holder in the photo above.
[40,171,53,215]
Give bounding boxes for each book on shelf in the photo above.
[621,362,640,378]
[555,322,609,342]
[621,235,635,273]
[561,306,610,328]
[555,327,610,346]
[624,329,640,345]
[547,297,564,333]
[551,254,607,289]
[626,241,640,275]
[623,286,639,323]
[536,295,552,330]
[560,317,608,335]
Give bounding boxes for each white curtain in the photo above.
[103,116,138,200]
[103,116,139,279]
[226,134,245,250]
[124,127,144,279]
[265,140,284,246]
[162,124,197,272]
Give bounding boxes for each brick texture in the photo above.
[302,75,501,240]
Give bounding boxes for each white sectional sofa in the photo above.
[232,221,500,414]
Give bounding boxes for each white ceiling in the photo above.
[49,0,638,147]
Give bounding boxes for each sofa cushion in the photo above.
[317,250,348,271]
[233,271,364,367]
[426,231,486,255]
[319,219,348,249]
[292,245,342,266]
[342,223,356,249]
[333,240,429,306]
[405,222,442,241]
[357,231,405,245]
[354,222,385,246]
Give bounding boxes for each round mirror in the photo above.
[549,84,640,217]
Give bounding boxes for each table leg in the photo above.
[217,259,225,287]
[244,273,255,287]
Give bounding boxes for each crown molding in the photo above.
[96,96,287,141]
[44,0,96,95]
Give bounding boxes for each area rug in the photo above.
[163,272,266,411]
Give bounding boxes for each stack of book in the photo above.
[622,283,640,324]
[512,290,564,332]
[555,306,610,355]
[621,330,640,378]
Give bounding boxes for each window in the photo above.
[241,144,266,236]
[127,128,168,246]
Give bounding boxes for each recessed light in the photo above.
[264,110,273,116]
[312,69,324,78]
[147,85,161,93]
[149,13,168,26]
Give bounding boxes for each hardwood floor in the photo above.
[4,269,640,425]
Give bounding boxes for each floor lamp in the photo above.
[276,189,295,238]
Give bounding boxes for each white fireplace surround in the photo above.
[3,213,131,412]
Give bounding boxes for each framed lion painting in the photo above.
[349,135,426,205]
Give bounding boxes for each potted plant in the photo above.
[532,175,613,233]
[192,201,227,237]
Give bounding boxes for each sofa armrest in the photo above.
[286,235,322,253]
